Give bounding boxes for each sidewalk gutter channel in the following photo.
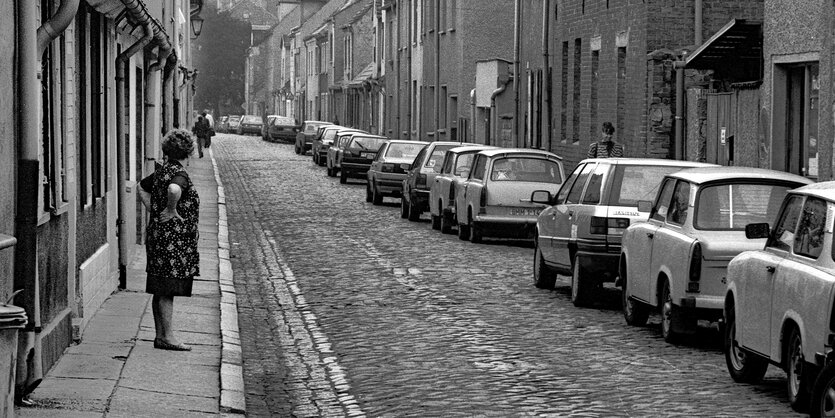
[210,148,247,415]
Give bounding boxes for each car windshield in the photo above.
[273,117,295,126]
[695,182,796,230]
[386,143,424,159]
[305,122,328,132]
[608,165,691,207]
[425,145,458,171]
[243,116,262,124]
[348,136,387,151]
[229,116,241,122]
[453,153,477,177]
[489,157,562,183]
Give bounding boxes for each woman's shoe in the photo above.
[154,338,191,351]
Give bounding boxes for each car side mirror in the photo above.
[745,222,770,239]
[637,200,652,212]
[530,190,553,205]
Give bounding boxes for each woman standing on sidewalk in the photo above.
[138,129,200,351]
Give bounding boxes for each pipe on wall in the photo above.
[470,89,476,143]
[512,0,522,146]
[434,0,441,139]
[36,0,81,55]
[116,22,154,289]
[542,0,551,150]
[695,0,703,45]
[674,60,686,160]
[490,78,511,146]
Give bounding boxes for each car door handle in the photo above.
[646,232,654,239]
[766,265,775,273]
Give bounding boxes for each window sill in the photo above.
[439,30,446,35]
[448,28,455,33]
[438,129,446,134]
[37,212,51,227]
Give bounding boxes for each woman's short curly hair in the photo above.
[161,129,195,160]
[602,121,615,135]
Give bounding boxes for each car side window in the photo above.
[441,153,454,174]
[412,148,428,170]
[667,181,691,226]
[581,164,608,205]
[555,164,584,205]
[565,163,596,204]
[471,155,487,181]
[767,195,804,252]
[793,197,827,259]
[375,144,387,161]
[650,178,676,222]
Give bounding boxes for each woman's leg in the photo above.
[197,136,205,158]
[152,294,180,344]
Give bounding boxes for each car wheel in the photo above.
[457,219,470,241]
[468,220,483,243]
[659,280,677,342]
[372,182,383,205]
[787,327,812,412]
[571,255,592,307]
[340,170,348,184]
[724,302,768,383]
[431,214,441,230]
[407,196,421,222]
[533,244,556,290]
[319,156,327,167]
[400,197,409,219]
[622,266,649,326]
[366,183,373,203]
[811,360,835,417]
[440,210,454,234]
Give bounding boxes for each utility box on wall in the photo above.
[474,59,511,108]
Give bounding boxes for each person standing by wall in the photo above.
[587,122,624,158]
[192,113,211,158]
[137,129,201,351]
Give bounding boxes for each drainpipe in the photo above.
[17,0,80,398]
[470,88,476,143]
[512,0,522,147]
[406,6,412,140]
[490,78,511,146]
[163,54,178,133]
[695,0,703,45]
[542,0,551,150]
[674,57,686,160]
[145,44,172,173]
[434,0,441,139]
[116,23,153,289]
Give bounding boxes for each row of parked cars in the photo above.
[284,121,835,416]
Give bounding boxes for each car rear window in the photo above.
[386,143,424,159]
[348,136,387,151]
[489,157,562,183]
[453,153,477,177]
[694,182,796,230]
[425,145,458,170]
[229,116,241,122]
[305,122,328,132]
[608,165,688,207]
[273,117,295,126]
[243,116,262,124]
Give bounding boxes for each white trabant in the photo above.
[724,182,835,414]
[454,149,564,243]
[428,145,496,234]
[620,167,811,343]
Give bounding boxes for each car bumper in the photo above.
[342,162,372,176]
[472,216,538,239]
[410,189,430,208]
[270,132,296,141]
[574,251,620,282]
[373,173,406,194]
[679,295,724,313]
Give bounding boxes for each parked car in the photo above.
[723,181,835,414]
[531,158,715,303]
[401,142,465,221]
[327,131,365,177]
[262,115,280,140]
[366,140,428,205]
[237,115,263,135]
[312,126,352,166]
[265,116,300,142]
[428,145,497,233]
[217,116,229,133]
[227,115,242,133]
[295,120,332,155]
[455,149,565,243]
[339,135,388,184]
[620,167,811,343]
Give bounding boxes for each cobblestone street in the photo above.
[212,134,802,417]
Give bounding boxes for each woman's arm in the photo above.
[138,187,151,211]
[159,184,183,223]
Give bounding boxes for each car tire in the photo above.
[457,221,470,241]
[724,302,768,383]
[372,182,383,205]
[571,256,592,307]
[787,327,812,412]
[407,196,421,222]
[340,170,348,184]
[811,360,835,417]
[468,220,483,244]
[533,244,556,290]
[440,210,454,234]
[366,183,373,203]
[622,267,650,326]
[431,214,441,230]
[400,197,409,219]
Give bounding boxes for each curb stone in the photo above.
[210,148,246,414]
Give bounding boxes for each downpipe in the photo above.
[163,54,178,133]
[146,45,172,170]
[489,78,511,146]
[116,23,154,289]
[674,58,686,160]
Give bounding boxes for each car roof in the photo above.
[579,157,717,168]
[424,141,466,148]
[477,148,563,159]
[304,120,330,124]
[788,181,835,202]
[447,145,498,154]
[386,140,430,145]
[667,167,813,185]
[349,134,387,139]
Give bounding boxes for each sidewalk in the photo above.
[17,149,245,417]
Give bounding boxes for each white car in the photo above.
[724,182,835,414]
[428,145,496,233]
[620,167,810,343]
[455,149,564,243]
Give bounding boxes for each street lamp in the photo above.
[191,14,204,38]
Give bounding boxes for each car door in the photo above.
[627,177,675,304]
[551,163,595,272]
[647,180,694,303]
[538,164,584,265]
[431,152,454,216]
[459,154,487,223]
[405,147,429,200]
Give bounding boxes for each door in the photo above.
[648,180,694,303]
[539,164,584,264]
[706,92,735,166]
[628,178,675,304]
[552,163,595,271]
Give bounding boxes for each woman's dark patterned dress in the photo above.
[143,161,200,296]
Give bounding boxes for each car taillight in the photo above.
[417,173,427,188]
[590,217,630,235]
[382,163,394,172]
[479,187,488,208]
[687,242,702,293]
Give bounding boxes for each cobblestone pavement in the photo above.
[212,134,802,417]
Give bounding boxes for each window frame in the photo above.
[666,181,692,227]
[581,163,609,205]
[554,163,584,205]
[792,196,827,260]
[650,178,677,223]
[767,194,805,253]
[565,163,596,204]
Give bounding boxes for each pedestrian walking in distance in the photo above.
[192,113,211,158]
[138,129,201,351]
[587,121,624,158]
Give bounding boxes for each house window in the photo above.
[440,0,446,31]
[449,0,457,30]
[440,85,448,130]
[572,38,582,143]
[560,41,568,143]
[344,32,353,79]
[774,61,820,178]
